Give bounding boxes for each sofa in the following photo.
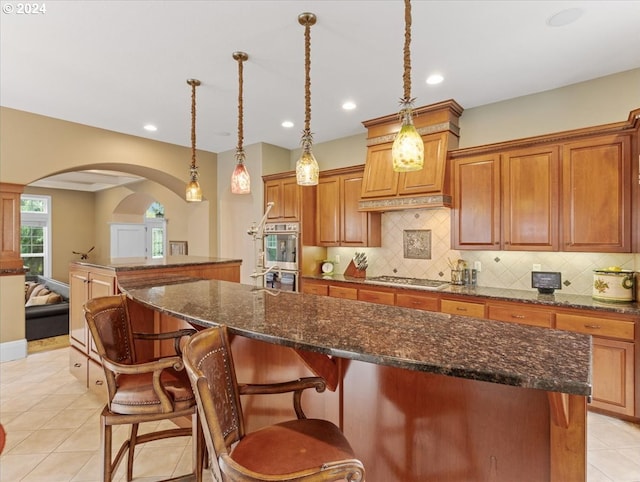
[25,275,70,341]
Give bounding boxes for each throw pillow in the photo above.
[26,293,63,307]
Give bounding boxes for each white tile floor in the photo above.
[1,346,639,481]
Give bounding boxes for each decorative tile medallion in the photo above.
[403,229,432,259]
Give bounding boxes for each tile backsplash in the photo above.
[327,208,639,296]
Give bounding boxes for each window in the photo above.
[145,202,165,259]
[21,194,51,276]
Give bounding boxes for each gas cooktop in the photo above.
[364,275,449,291]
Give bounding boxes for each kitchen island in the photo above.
[120,278,592,482]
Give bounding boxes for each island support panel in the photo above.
[226,336,586,482]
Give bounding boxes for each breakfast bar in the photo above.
[120,278,592,482]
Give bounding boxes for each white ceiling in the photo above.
[2,1,640,190]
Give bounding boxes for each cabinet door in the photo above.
[562,134,631,252]
[398,132,447,195]
[342,173,380,247]
[358,288,395,306]
[265,180,282,221]
[360,143,399,198]
[69,268,90,352]
[281,178,300,221]
[316,175,340,246]
[452,155,501,249]
[265,178,300,222]
[87,272,117,362]
[502,146,559,251]
[590,337,635,417]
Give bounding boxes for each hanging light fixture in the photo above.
[391,0,424,172]
[295,12,319,186]
[185,78,203,202]
[231,51,251,194]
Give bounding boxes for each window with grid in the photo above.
[21,195,51,276]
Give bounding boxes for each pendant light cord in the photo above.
[303,18,312,136]
[236,55,244,151]
[402,0,412,103]
[190,81,197,169]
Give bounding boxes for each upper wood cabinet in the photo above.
[451,109,640,253]
[562,134,631,252]
[452,146,559,251]
[502,146,559,251]
[316,166,381,247]
[264,176,300,222]
[359,100,463,212]
[451,153,501,249]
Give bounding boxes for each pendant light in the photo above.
[391,0,424,172]
[295,12,319,186]
[231,51,251,194]
[185,78,203,202]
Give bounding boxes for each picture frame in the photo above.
[169,240,188,256]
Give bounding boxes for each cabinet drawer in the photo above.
[441,299,485,318]
[302,283,328,296]
[329,285,358,300]
[488,304,553,328]
[396,293,439,312]
[69,347,87,387]
[358,289,395,306]
[556,313,635,341]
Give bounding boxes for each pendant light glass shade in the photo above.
[231,51,251,194]
[296,12,319,186]
[392,0,424,173]
[392,106,424,172]
[186,166,202,202]
[185,79,202,202]
[296,138,319,186]
[231,150,251,194]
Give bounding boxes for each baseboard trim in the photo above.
[0,338,28,362]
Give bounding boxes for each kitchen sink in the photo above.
[364,275,449,291]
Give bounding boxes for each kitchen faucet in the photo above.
[250,265,281,288]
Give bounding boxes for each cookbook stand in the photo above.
[344,260,366,278]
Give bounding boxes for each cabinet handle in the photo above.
[456,307,467,312]
[511,314,525,319]
[95,380,103,386]
[584,324,601,330]
[74,362,82,367]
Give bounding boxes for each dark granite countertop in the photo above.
[305,274,640,316]
[121,278,592,397]
[72,255,242,272]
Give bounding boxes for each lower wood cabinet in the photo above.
[440,298,486,318]
[556,312,636,418]
[357,287,395,306]
[591,337,635,417]
[487,301,554,328]
[329,285,358,300]
[396,292,439,312]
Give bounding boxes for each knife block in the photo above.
[344,259,366,278]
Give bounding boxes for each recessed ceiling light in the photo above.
[547,8,583,27]
[342,101,356,110]
[282,121,294,128]
[143,124,157,132]
[426,74,443,85]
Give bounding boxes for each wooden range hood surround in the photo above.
[359,99,463,212]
